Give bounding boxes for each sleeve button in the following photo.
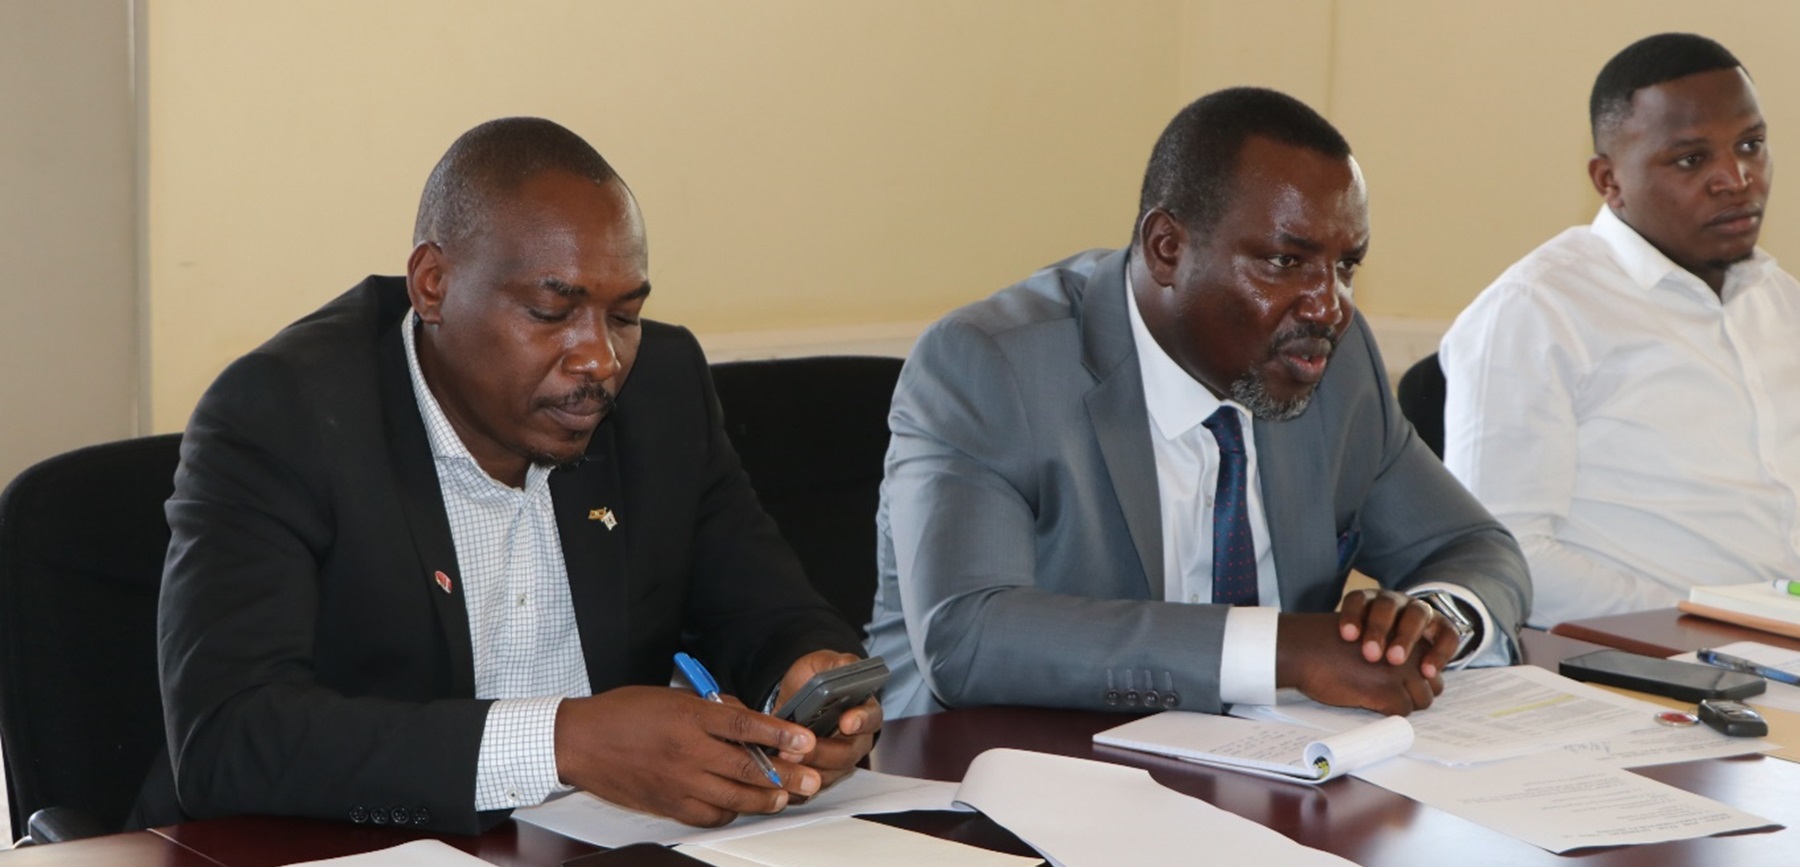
[390,806,411,825]
[348,806,369,824]
[413,807,432,826]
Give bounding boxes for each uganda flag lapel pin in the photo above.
[588,507,618,530]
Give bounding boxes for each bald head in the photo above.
[413,117,623,248]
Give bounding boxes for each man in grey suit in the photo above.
[867,88,1530,720]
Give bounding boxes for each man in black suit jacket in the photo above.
[155,118,877,834]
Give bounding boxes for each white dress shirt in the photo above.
[1127,278,1283,704]
[1441,206,1800,627]
[403,316,590,811]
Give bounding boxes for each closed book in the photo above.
[1680,582,1800,639]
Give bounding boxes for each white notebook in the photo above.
[1093,711,1412,783]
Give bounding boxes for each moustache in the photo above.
[1269,323,1339,359]
[536,384,618,416]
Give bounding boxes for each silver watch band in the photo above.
[1414,590,1478,662]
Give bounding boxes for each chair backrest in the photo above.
[1397,352,1447,459]
[710,356,904,637]
[0,434,182,839]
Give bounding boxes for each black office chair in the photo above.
[0,434,182,844]
[1397,352,1447,459]
[711,356,904,637]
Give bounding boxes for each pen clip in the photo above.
[674,652,722,698]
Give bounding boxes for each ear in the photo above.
[406,242,448,325]
[1137,208,1187,289]
[1588,154,1623,208]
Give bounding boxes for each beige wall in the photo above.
[145,1,1183,431]
[1332,0,1800,317]
[142,1,1800,432]
[0,0,137,487]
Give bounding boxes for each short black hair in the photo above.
[413,117,620,247]
[1135,87,1351,241]
[1590,33,1743,148]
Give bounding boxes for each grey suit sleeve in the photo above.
[883,319,1234,713]
[1346,320,1532,650]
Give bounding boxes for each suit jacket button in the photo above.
[412,807,431,826]
[1124,689,1139,706]
[1162,691,1180,709]
[349,806,369,824]
[370,808,389,826]
[1104,689,1121,706]
[390,806,411,825]
[1143,690,1161,708]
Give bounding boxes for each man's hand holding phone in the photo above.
[770,652,887,792]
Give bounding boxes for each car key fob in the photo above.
[1698,699,1768,737]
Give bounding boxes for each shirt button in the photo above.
[1188,594,1201,604]
[516,594,527,607]
[507,788,522,804]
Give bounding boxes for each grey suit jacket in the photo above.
[865,248,1530,718]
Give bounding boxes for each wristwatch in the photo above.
[1414,590,1478,662]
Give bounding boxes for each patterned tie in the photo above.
[1202,406,1258,607]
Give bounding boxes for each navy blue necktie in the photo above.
[1202,407,1258,607]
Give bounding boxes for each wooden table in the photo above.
[1553,608,1800,658]
[7,628,1797,866]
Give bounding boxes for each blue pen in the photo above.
[674,652,784,787]
[1696,648,1800,686]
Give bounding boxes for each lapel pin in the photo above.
[588,507,619,530]
[434,570,454,595]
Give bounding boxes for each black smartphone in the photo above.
[563,843,711,865]
[1560,649,1765,702]
[772,655,889,737]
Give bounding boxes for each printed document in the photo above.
[1236,665,1683,764]
[674,816,1039,867]
[1355,749,1778,853]
[513,769,960,848]
[952,748,1356,867]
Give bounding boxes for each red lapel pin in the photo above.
[434,570,454,595]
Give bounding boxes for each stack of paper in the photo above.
[1682,582,1800,638]
[1092,665,1781,853]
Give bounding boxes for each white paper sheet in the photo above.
[1235,665,1674,764]
[951,748,1357,867]
[1354,749,1779,853]
[1093,711,1412,782]
[1672,641,1800,714]
[675,816,1039,867]
[511,769,962,848]
[278,840,490,867]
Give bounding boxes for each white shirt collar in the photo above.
[1124,266,1243,441]
[401,312,551,492]
[1590,205,1775,303]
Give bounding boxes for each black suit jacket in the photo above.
[155,276,862,833]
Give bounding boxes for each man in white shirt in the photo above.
[867,88,1530,720]
[1441,33,1800,627]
